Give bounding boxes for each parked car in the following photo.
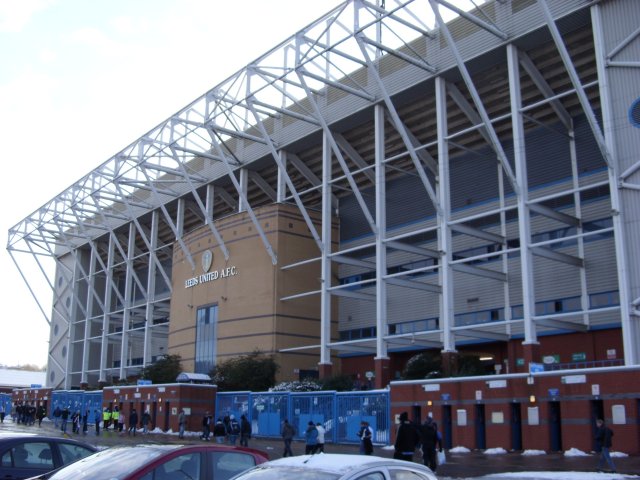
[26,443,269,480]
[226,454,438,480]
[0,432,98,480]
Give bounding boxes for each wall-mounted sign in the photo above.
[487,380,507,389]
[561,374,586,385]
[542,354,559,364]
[423,384,440,392]
[185,266,238,288]
[529,362,544,374]
[607,349,617,360]
[548,388,559,397]
[571,352,586,362]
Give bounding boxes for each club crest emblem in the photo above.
[202,250,213,272]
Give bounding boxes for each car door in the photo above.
[0,440,55,479]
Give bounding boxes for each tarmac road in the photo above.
[1,418,638,478]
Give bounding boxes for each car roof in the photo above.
[261,454,432,475]
[0,432,98,449]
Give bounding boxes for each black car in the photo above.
[0,432,97,479]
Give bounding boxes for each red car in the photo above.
[27,443,269,480]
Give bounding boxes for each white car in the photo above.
[229,453,437,480]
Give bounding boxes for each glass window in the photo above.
[389,469,432,480]
[355,472,385,480]
[11,442,53,469]
[58,442,95,465]
[210,451,257,480]
[196,305,218,374]
[147,453,200,480]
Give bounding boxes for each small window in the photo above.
[389,469,433,480]
[356,472,385,480]
[151,453,201,480]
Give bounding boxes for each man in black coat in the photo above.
[595,418,616,472]
[420,416,442,472]
[393,412,420,461]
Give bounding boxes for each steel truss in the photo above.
[7,0,640,388]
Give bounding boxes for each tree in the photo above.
[402,352,442,380]
[320,374,356,391]
[140,354,183,384]
[210,350,279,392]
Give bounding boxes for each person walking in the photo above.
[240,414,251,447]
[394,412,420,461]
[178,409,186,439]
[304,421,319,454]
[94,409,101,436]
[128,408,138,436]
[112,406,121,432]
[420,416,442,473]
[0,403,5,423]
[37,405,46,427]
[228,415,241,445]
[213,418,227,443]
[595,418,616,473]
[316,422,326,453]
[201,411,211,441]
[82,410,89,434]
[357,420,374,455]
[60,406,70,434]
[71,410,81,434]
[52,406,61,428]
[281,419,295,457]
[141,409,151,434]
[102,407,111,431]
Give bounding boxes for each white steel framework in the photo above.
[7,0,640,388]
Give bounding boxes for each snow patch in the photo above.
[521,449,546,456]
[484,447,508,455]
[564,448,590,457]
[449,446,471,453]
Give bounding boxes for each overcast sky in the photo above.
[0,0,344,367]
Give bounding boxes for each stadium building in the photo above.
[7,0,640,399]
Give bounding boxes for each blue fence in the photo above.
[216,390,390,445]
[0,393,11,419]
[50,390,104,421]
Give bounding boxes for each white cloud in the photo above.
[0,0,55,33]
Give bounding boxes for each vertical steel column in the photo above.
[81,247,97,385]
[143,211,159,366]
[276,151,287,203]
[118,223,136,380]
[374,104,388,361]
[592,4,637,364]
[99,234,115,383]
[435,77,455,352]
[205,185,215,224]
[239,168,249,212]
[64,258,78,390]
[176,198,185,239]
[569,126,589,323]
[320,132,332,367]
[507,44,537,345]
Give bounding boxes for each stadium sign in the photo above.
[185,266,238,288]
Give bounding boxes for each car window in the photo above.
[389,469,432,480]
[11,442,54,469]
[354,472,385,480]
[210,451,257,480]
[142,452,201,480]
[58,442,95,465]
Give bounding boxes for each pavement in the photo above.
[1,418,639,478]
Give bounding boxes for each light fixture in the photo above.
[479,356,493,361]
[529,395,536,403]
[427,400,433,406]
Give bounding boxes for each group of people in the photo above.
[393,412,442,472]
[198,412,252,445]
[51,405,152,436]
[9,402,47,427]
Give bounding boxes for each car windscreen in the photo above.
[236,466,340,480]
[44,446,168,480]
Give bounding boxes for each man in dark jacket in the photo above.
[240,414,251,447]
[394,412,420,461]
[420,416,442,472]
[281,419,295,457]
[595,418,616,472]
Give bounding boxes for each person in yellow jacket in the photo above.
[102,407,112,431]
[112,406,122,432]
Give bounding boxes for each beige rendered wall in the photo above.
[168,203,339,382]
